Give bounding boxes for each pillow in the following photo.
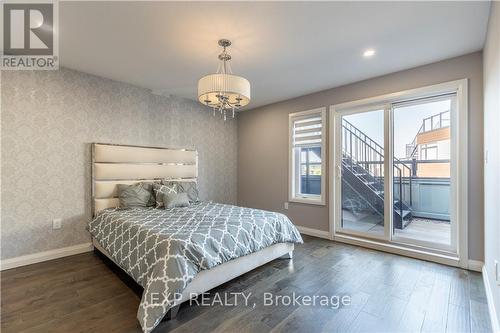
[117,183,154,208]
[164,192,190,209]
[153,182,178,208]
[141,182,157,207]
[177,181,200,202]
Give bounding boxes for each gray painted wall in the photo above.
[1,68,237,260]
[483,1,500,327]
[238,52,484,261]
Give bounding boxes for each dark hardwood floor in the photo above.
[1,236,492,333]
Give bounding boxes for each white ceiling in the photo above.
[60,1,490,109]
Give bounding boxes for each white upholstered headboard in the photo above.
[91,143,198,216]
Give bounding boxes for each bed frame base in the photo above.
[92,238,294,320]
[166,304,180,320]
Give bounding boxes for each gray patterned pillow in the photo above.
[117,183,154,208]
[177,181,200,202]
[142,182,158,207]
[153,182,178,208]
[164,192,190,209]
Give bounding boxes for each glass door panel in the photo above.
[339,109,385,237]
[392,97,454,251]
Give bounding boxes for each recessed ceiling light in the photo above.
[363,49,375,58]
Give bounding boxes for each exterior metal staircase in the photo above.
[342,119,413,229]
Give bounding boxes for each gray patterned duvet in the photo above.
[88,202,303,333]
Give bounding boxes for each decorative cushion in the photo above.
[117,183,154,208]
[164,192,190,209]
[143,182,158,207]
[153,182,178,208]
[177,181,200,202]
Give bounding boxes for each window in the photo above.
[420,143,438,160]
[289,108,326,205]
[300,147,322,195]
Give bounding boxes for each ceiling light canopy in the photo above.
[198,39,251,121]
[363,49,376,57]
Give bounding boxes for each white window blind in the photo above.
[292,114,323,147]
[289,108,326,206]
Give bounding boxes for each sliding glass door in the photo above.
[391,96,456,252]
[334,86,462,257]
[339,108,386,238]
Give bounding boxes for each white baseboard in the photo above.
[0,242,94,271]
[468,259,484,272]
[483,265,500,333]
[296,226,331,240]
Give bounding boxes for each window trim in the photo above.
[289,107,326,206]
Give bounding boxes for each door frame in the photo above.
[328,79,468,268]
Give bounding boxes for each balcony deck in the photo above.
[394,217,451,245]
[342,210,451,246]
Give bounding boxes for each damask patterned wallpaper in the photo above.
[1,68,237,260]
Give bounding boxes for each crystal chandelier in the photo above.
[198,39,251,121]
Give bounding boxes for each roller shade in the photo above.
[292,114,323,147]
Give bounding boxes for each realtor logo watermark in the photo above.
[1,0,59,69]
[150,291,352,310]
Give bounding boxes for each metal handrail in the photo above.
[341,125,385,191]
[422,110,450,132]
[343,119,384,155]
[342,119,412,180]
[342,119,413,218]
[407,110,450,158]
[406,123,424,159]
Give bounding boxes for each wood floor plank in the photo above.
[0,237,492,333]
[392,281,433,331]
[321,291,371,333]
[362,285,407,326]
[421,276,452,332]
[348,311,390,333]
[446,304,471,333]
[449,269,471,306]
[470,300,492,332]
[469,272,488,304]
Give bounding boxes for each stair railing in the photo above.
[407,123,424,159]
[408,110,451,159]
[342,123,384,191]
[342,119,413,216]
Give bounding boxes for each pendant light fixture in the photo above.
[198,39,251,121]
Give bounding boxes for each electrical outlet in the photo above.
[284,202,289,210]
[52,218,62,230]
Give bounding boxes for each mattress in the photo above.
[88,201,303,333]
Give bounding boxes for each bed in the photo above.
[89,143,303,333]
